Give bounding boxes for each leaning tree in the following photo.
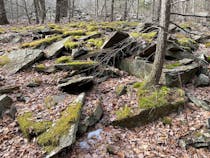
[144,0,171,87]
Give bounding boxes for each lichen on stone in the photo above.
[17,112,52,139]
[86,38,104,48]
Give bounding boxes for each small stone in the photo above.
[195,74,210,87]
[72,48,88,59]
[0,95,13,118]
[207,118,210,129]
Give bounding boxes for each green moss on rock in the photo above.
[115,85,127,96]
[87,38,104,48]
[0,56,10,66]
[165,62,182,69]
[130,32,141,38]
[37,101,82,152]
[177,37,196,47]
[55,56,72,64]
[63,30,86,36]
[162,116,172,125]
[116,105,132,120]
[64,40,80,50]
[17,112,52,138]
[205,42,210,48]
[141,31,157,42]
[21,35,62,48]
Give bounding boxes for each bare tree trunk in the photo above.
[60,0,68,17]
[95,0,99,18]
[34,0,40,24]
[55,0,61,23]
[123,0,128,21]
[0,0,9,25]
[39,0,46,24]
[22,0,31,24]
[137,0,140,19]
[111,0,115,21]
[144,0,171,87]
[104,0,107,20]
[16,0,19,23]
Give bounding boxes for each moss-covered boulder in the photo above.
[112,86,186,128]
[37,93,85,157]
[17,112,52,138]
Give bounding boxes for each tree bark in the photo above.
[111,0,115,21]
[55,0,61,23]
[34,0,40,24]
[0,0,9,25]
[144,0,171,87]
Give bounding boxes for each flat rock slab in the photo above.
[3,49,44,75]
[38,93,85,158]
[44,37,70,58]
[79,100,103,135]
[58,76,94,94]
[101,31,129,49]
[164,63,200,86]
[0,85,20,94]
[0,95,13,118]
[118,58,153,79]
[112,88,186,128]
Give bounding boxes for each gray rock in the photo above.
[207,118,210,129]
[0,95,13,118]
[80,33,101,41]
[166,50,195,60]
[0,85,20,94]
[101,31,129,49]
[72,48,88,59]
[118,57,153,79]
[187,93,210,111]
[44,37,70,58]
[3,49,44,74]
[195,74,210,87]
[44,93,85,158]
[58,76,94,94]
[79,100,103,135]
[163,63,200,87]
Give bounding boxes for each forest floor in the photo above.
[0,22,210,158]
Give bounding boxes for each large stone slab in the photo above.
[163,63,200,86]
[44,37,70,58]
[58,76,94,94]
[101,31,129,49]
[112,87,186,128]
[118,58,153,79]
[3,49,44,74]
[37,93,85,158]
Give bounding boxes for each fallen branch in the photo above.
[171,12,210,18]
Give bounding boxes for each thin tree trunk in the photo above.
[16,0,19,23]
[137,0,140,19]
[123,0,128,21]
[111,0,114,21]
[55,0,61,23]
[39,0,46,23]
[0,0,9,25]
[144,0,171,87]
[34,0,40,24]
[22,0,31,24]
